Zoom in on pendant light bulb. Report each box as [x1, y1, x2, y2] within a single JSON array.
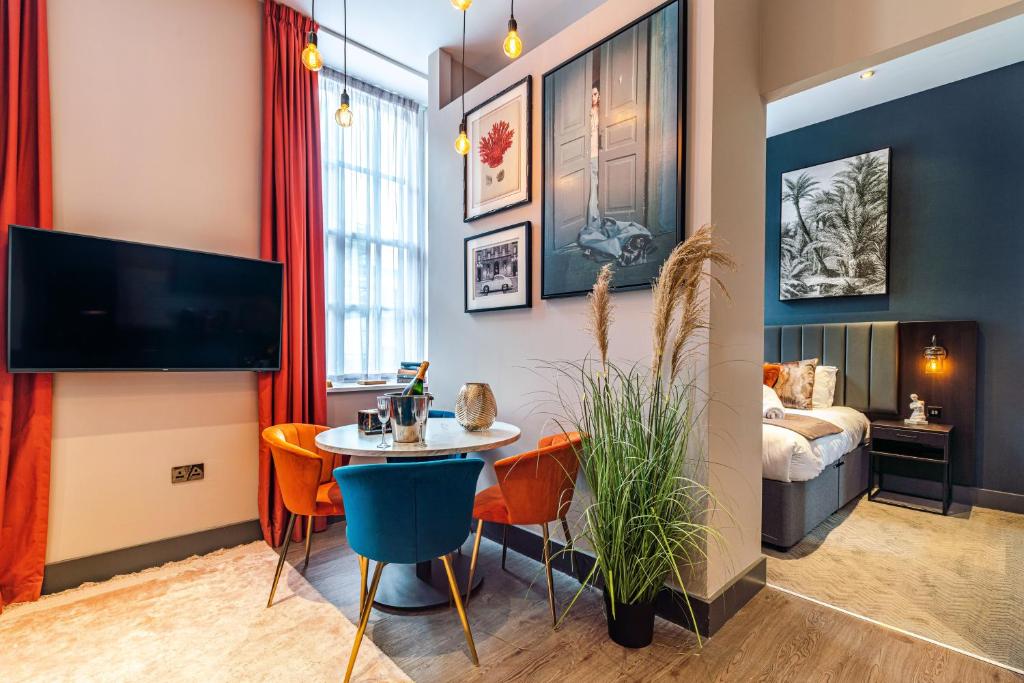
[[455, 121, 470, 156], [455, 10, 469, 156], [335, 0, 354, 128], [503, 18, 523, 59], [301, 31, 323, 71], [450, 0, 472, 10], [335, 91, 354, 127]]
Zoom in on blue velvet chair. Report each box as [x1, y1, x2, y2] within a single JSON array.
[[334, 459, 484, 682]]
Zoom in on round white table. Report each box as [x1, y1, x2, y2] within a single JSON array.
[[315, 418, 521, 459], [315, 418, 521, 611]]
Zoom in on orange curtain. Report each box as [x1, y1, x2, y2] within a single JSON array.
[[258, 1, 329, 548], [0, 0, 54, 610]]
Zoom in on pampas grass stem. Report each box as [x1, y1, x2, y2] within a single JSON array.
[[546, 223, 735, 646]]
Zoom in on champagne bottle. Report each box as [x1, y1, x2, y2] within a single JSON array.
[[401, 361, 429, 396]]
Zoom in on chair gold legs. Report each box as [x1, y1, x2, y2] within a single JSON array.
[[560, 516, 576, 578], [267, 512, 297, 608], [501, 524, 509, 570], [302, 515, 314, 572], [464, 519, 484, 605], [343, 554, 481, 679], [542, 522, 556, 627], [441, 554, 480, 666], [344, 561, 386, 683], [357, 555, 368, 619]]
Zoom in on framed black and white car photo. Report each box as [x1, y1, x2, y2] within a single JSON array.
[[464, 222, 532, 313], [541, 0, 685, 299], [779, 148, 891, 301], [464, 76, 532, 222]]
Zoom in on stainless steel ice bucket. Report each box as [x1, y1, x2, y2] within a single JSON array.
[[387, 392, 433, 443]]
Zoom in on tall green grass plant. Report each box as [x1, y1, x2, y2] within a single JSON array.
[[549, 225, 732, 640]]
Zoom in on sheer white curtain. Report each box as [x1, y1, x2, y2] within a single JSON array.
[[320, 69, 427, 381]]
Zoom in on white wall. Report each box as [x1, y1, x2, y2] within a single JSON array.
[[427, 0, 764, 600], [760, 0, 1024, 100], [700, 0, 766, 598], [46, 0, 262, 562], [326, 390, 382, 427]]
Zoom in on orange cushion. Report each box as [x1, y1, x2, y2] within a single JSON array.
[[314, 481, 345, 516], [776, 358, 819, 409], [472, 485, 511, 524], [763, 363, 781, 388]]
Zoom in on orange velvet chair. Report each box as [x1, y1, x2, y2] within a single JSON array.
[[262, 423, 346, 608], [465, 432, 583, 625]]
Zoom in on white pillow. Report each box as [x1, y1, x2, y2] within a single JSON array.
[[812, 365, 838, 409], [763, 384, 785, 418]]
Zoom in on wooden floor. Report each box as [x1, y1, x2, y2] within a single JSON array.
[[292, 524, 1021, 682]]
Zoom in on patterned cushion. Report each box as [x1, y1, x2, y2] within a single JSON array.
[[776, 358, 818, 409], [763, 363, 782, 388], [812, 365, 839, 409]]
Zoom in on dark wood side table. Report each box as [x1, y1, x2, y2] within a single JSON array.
[[869, 420, 954, 515]]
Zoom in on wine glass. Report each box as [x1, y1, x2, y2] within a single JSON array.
[[413, 396, 429, 447], [376, 395, 391, 449]]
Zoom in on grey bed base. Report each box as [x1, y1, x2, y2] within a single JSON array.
[[761, 444, 870, 548], [762, 321, 899, 548]]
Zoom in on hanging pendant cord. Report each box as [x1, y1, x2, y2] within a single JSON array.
[[461, 10, 466, 120], [343, 0, 348, 90]]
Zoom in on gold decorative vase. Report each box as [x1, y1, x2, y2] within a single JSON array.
[[455, 383, 497, 431]]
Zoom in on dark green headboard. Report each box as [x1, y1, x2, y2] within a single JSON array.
[[764, 322, 899, 414]]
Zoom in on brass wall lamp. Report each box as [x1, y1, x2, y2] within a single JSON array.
[[924, 334, 947, 374]]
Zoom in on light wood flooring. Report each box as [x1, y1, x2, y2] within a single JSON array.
[[290, 524, 1021, 682]]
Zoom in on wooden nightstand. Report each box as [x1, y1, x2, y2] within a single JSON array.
[[869, 420, 954, 515]]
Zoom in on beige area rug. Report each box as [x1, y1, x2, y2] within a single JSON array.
[[0, 541, 411, 683], [765, 496, 1024, 672]]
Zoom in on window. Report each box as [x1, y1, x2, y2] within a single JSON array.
[[319, 70, 427, 382]]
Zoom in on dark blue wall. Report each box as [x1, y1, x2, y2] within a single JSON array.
[[765, 61, 1024, 496]]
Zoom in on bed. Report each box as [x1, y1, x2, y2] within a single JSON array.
[[762, 322, 898, 548]]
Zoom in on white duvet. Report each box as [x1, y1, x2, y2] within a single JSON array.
[[763, 406, 870, 483]]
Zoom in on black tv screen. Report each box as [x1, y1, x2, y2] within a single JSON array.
[[7, 226, 283, 371]]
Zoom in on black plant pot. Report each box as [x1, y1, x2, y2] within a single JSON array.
[[603, 591, 656, 648]]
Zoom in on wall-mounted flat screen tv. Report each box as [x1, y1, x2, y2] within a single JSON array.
[[7, 226, 283, 372]]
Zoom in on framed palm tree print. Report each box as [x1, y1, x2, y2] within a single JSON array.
[[779, 148, 891, 301]]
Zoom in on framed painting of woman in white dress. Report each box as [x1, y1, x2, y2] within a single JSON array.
[[541, 0, 685, 299]]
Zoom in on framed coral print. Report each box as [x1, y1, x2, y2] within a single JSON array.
[[464, 76, 532, 222]]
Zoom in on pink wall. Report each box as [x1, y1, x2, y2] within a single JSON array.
[[46, 0, 262, 562]]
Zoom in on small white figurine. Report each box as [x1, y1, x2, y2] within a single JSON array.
[[905, 393, 928, 425]]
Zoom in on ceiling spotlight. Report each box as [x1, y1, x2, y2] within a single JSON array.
[[859, 70, 876, 80]]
